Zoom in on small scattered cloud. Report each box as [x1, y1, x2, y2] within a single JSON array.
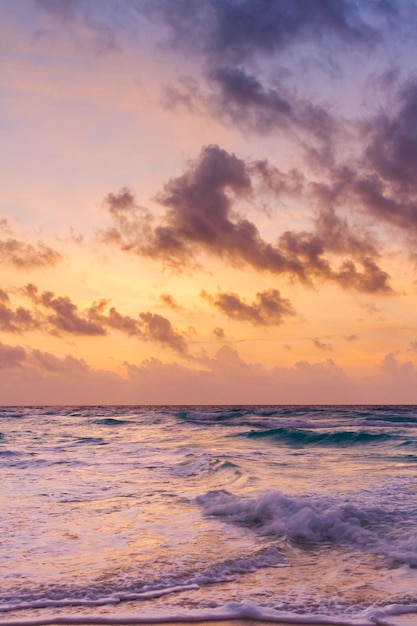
[[213, 327, 225, 340], [345, 334, 359, 342], [202, 288, 295, 326], [139, 312, 188, 355], [159, 292, 181, 310], [313, 338, 333, 351], [0, 289, 40, 334], [360, 302, 382, 315]]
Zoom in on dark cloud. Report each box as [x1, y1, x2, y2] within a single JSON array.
[[350, 81, 417, 234], [208, 66, 292, 132], [202, 289, 295, 326], [102, 144, 392, 293], [151, 0, 386, 63], [314, 206, 378, 258], [0, 238, 62, 269], [159, 292, 181, 310], [24, 284, 106, 336], [365, 82, 417, 192], [139, 312, 188, 354], [87, 299, 142, 336], [35, 1, 393, 160], [163, 67, 337, 165], [152, 1, 417, 231], [0, 304, 38, 334], [213, 327, 225, 339], [101, 148, 305, 276], [155, 2, 401, 166], [313, 338, 333, 351], [36, 0, 399, 62], [100, 188, 156, 256], [89, 300, 188, 353], [333, 257, 391, 293], [280, 215, 390, 291], [20, 284, 188, 353], [0, 290, 40, 334]]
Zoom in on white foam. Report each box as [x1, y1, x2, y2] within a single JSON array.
[[1, 601, 417, 626], [0, 586, 200, 615], [189, 545, 288, 584], [196, 489, 417, 565]]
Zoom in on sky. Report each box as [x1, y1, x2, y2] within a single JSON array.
[[2, 0, 417, 404]]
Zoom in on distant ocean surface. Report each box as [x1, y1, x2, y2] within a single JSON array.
[[1, 405, 417, 626]]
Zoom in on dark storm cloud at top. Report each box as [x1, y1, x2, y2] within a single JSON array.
[[35, 0, 409, 161], [34, 0, 417, 260], [149, 0, 395, 61], [36, 0, 394, 48]]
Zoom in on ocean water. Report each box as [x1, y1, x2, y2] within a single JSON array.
[[1, 405, 417, 626]]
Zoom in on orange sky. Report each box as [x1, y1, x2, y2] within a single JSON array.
[[2, 0, 417, 404]]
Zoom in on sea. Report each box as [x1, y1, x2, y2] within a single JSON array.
[[1, 405, 417, 626]]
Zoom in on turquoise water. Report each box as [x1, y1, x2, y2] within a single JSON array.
[[1, 405, 417, 625]]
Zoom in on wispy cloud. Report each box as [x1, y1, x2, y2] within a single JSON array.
[[0, 219, 62, 269]]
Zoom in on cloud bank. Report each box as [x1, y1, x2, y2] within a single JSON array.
[[1, 340, 416, 405]]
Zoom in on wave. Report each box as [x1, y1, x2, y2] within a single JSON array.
[[196, 489, 417, 566], [241, 427, 393, 447], [175, 407, 247, 423], [0, 547, 286, 617], [172, 455, 240, 478], [92, 418, 133, 426], [186, 545, 288, 586], [74, 436, 108, 445], [365, 415, 417, 424]]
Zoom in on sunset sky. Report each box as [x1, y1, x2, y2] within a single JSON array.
[[2, 0, 417, 404]]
